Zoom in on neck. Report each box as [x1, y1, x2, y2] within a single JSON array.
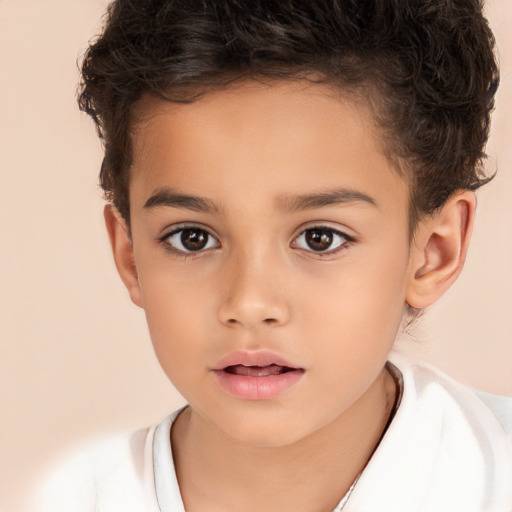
[[171, 366, 396, 512]]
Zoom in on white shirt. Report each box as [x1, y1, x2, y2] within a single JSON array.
[[31, 353, 512, 512]]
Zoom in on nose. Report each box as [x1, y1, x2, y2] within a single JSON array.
[[216, 251, 291, 329]]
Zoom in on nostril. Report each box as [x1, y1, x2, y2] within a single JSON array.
[[217, 299, 289, 328], [225, 317, 278, 325]]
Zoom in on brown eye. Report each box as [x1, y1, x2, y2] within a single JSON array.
[[294, 227, 349, 253], [305, 228, 334, 251], [164, 227, 219, 253], [181, 228, 208, 251]]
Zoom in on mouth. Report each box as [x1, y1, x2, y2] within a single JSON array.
[[224, 364, 296, 377], [211, 352, 305, 400]]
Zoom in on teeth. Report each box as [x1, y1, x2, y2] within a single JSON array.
[[225, 364, 292, 376]]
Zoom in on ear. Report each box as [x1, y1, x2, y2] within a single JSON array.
[[406, 190, 476, 309], [104, 204, 143, 308]]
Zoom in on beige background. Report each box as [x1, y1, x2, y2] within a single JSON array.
[[1, 1, 511, 510]]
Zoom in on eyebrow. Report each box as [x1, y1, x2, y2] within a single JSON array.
[[143, 186, 378, 214], [276, 188, 378, 213], [144, 188, 221, 214]]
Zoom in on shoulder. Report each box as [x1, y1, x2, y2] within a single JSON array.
[[346, 352, 512, 511], [28, 425, 160, 512], [471, 388, 512, 442], [389, 351, 512, 441]]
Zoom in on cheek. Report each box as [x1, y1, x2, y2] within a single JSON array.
[[136, 268, 212, 372], [300, 248, 408, 360]]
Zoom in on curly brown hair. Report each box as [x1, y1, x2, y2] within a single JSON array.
[[78, 0, 499, 230]]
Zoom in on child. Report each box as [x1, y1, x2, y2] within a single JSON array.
[[35, 0, 512, 511]]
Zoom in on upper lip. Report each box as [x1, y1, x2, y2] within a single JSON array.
[[211, 350, 302, 371]]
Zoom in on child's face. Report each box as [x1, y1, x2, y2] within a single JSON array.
[[125, 80, 412, 446]]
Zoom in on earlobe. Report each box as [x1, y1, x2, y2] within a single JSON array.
[[104, 205, 143, 308], [406, 191, 476, 309]]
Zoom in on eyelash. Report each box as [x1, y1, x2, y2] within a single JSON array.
[[158, 224, 220, 258], [291, 225, 355, 257], [158, 224, 356, 258]]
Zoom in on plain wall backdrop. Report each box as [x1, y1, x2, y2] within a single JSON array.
[[1, 1, 511, 510]]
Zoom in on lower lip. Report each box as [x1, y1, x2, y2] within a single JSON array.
[[212, 369, 304, 400]]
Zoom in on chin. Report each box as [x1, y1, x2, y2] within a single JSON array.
[[213, 410, 319, 449]]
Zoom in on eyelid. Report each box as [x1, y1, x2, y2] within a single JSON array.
[[291, 224, 356, 256], [158, 222, 219, 239], [158, 223, 221, 255], [291, 221, 356, 242]]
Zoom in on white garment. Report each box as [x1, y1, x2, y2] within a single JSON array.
[[31, 353, 512, 512]]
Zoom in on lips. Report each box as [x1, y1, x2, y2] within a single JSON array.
[[211, 351, 305, 400], [213, 350, 301, 370], [224, 364, 294, 377]]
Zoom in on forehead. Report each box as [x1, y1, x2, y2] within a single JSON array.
[[129, 80, 408, 216]]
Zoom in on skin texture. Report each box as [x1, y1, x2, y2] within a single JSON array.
[[105, 80, 475, 511]]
